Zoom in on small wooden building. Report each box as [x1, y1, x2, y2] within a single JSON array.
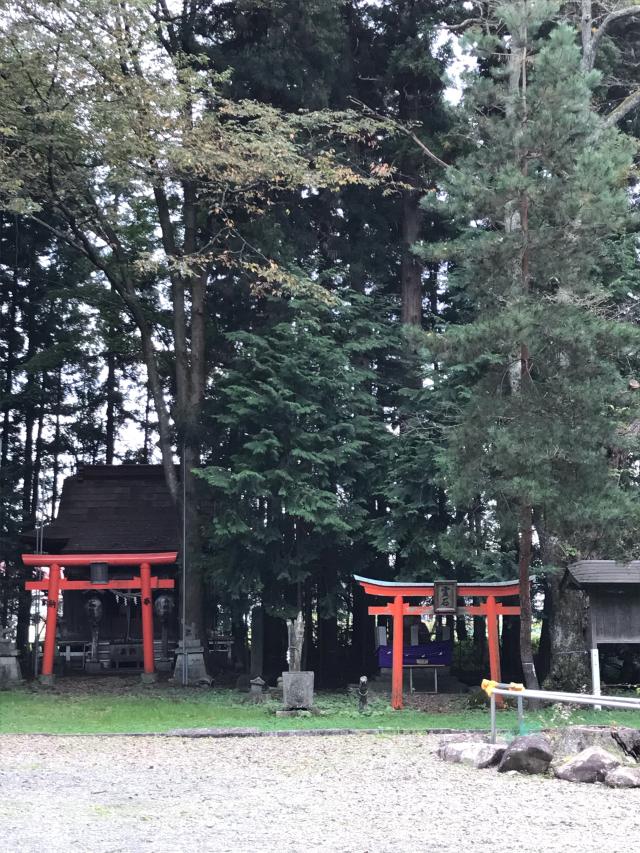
[[565, 560, 640, 694], [22, 465, 179, 674]]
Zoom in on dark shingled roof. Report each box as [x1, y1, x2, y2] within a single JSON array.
[[567, 560, 640, 586], [23, 465, 179, 553]]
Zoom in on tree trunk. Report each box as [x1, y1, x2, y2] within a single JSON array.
[[302, 575, 313, 672], [179, 444, 206, 646], [536, 575, 552, 684], [263, 609, 288, 684], [580, 0, 593, 71], [50, 367, 63, 517], [350, 580, 376, 679], [500, 613, 522, 682], [105, 349, 117, 465], [519, 503, 539, 689], [545, 572, 590, 691], [473, 606, 486, 664], [400, 190, 423, 328], [455, 613, 468, 642], [141, 384, 151, 463], [0, 257, 17, 473], [317, 563, 339, 687], [30, 377, 46, 520]]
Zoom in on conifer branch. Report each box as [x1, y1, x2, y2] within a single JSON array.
[[604, 87, 640, 127], [584, 4, 640, 71], [347, 97, 450, 170]]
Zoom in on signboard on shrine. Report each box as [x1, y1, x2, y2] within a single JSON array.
[[434, 581, 457, 615]]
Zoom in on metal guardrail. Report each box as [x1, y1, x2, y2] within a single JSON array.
[[480, 678, 640, 743]]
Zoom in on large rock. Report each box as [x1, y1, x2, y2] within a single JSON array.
[[550, 726, 627, 765], [605, 765, 640, 788], [554, 747, 619, 784], [497, 734, 553, 775], [612, 727, 640, 762], [438, 741, 506, 769], [435, 732, 489, 754]]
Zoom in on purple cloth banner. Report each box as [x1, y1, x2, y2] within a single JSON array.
[[377, 641, 452, 668]]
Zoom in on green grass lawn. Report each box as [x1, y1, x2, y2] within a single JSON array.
[[2, 685, 640, 735]]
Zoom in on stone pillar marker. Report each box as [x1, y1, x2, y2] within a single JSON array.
[[171, 623, 211, 686], [0, 634, 23, 686], [280, 611, 314, 713], [249, 675, 267, 703]]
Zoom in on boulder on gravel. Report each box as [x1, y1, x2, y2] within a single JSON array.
[[497, 734, 553, 775], [550, 726, 627, 765], [611, 727, 640, 762], [554, 747, 619, 784], [438, 741, 506, 769], [605, 765, 640, 788], [435, 732, 488, 756]]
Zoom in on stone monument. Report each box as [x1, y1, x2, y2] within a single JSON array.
[[84, 595, 104, 674], [0, 634, 23, 686], [154, 593, 175, 672], [281, 611, 314, 712], [171, 623, 211, 686]]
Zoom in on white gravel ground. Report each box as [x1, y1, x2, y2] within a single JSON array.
[[1, 732, 638, 853]]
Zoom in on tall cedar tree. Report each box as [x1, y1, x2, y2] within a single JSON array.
[[0, 0, 383, 648], [197, 291, 398, 681], [429, 1, 640, 688]]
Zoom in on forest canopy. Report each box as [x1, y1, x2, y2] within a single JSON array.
[[2, 0, 640, 688]]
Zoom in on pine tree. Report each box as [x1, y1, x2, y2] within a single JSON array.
[[429, 1, 640, 687]]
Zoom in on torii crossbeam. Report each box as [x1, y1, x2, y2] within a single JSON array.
[[23, 552, 177, 682], [355, 575, 521, 709]]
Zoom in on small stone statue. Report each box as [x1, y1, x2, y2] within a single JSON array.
[[358, 675, 368, 712], [84, 595, 103, 665], [154, 593, 175, 660]]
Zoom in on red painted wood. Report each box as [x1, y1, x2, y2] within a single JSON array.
[[360, 576, 519, 710], [368, 604, 520, 617], [139, 562, 155, 675], [22, 552, 177, 567], [41, 563, 61, 677], [486, 595, 501, 683], [391, 595, 404, 710], [25, 578, 174, 591], [358, 580, 520, 598]]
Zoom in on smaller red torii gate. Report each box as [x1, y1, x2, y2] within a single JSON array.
[[355, 575, 521, 710], [23, 552, 176, 682]]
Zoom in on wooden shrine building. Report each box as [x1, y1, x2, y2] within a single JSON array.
[[565, 560, 640, 697], [355, 575, 521, 709], [21, 465, 179, 682]]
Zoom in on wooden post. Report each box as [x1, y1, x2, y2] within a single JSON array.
[[41, 563, 61, 682], [591, 648, 601, 710], [486, 595, 501, 684], [589, 618, 601, 710], [391, 595, 404, 710], [140, 562, 155, 680]]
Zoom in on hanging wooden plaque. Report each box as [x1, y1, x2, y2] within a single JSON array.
[[434, 580, 457, 615]]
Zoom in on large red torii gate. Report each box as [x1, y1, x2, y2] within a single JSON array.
[[22, 552, 176, 683], [355, 575, 521, 710]]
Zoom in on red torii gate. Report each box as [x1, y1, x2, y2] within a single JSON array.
[[355, 575, 521, 710], [23, 552, 176, 683]]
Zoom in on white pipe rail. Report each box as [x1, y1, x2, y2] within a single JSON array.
[[480, 679, 640, 743]]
